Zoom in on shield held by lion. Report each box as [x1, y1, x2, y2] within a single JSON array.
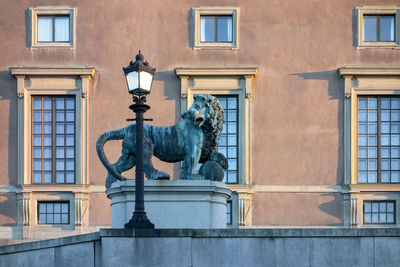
[[96, 94, 228, 188]]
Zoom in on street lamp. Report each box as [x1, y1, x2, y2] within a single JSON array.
[[123, 51, 155, 229]]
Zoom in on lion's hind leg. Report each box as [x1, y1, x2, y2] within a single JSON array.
[[143, 157, 170, 180], [142, 138, 170, 180], [105, 153, 136, 188]]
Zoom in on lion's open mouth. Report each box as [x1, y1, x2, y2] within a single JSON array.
[[195, 117, 204, 123]]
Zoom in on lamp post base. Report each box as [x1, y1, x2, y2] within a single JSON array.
[[124, 211, 155, 229]]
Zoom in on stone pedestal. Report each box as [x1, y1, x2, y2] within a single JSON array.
[[106, 180, 232, 229]]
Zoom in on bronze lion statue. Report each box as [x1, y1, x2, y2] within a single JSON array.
[[96, 94, 228, 188]]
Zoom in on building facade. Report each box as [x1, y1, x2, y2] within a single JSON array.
[[1, 0, 400, 241]]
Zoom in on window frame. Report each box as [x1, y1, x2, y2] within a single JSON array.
[[37, 201, 70, 225], [340, 66, 400, 228], [10, 67, 94, 234], [10, 67, 94, 186], [37, 15, 71, 43], [356, 6, 400, 48], [193, 7, 239, 50], [215, 95, 239, 184], [340, 67, 400, 185], [176, 67, 257, 228], [350, 193, 400, 227], [363, 200, 396, 225], [200, 15, 233, 43], [30, 7, 76, 48], [362, 15, 396, 42], [176, 67, 256, 185], [356, 96, 400, 184], [31, 96, 77, 184], [226, 200, 233, 225]]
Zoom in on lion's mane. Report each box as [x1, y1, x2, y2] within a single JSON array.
[[193, 94, 225, 163]]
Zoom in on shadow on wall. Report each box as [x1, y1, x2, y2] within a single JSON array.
[[290, 70, 344, 186], [0, 192, 17, 227], [290, 70, 344, 224], [318, 193, 343, 226], [25, 9, 31, 48], [153, 70, 181, 122], [0, 70, 20, 237], [153, 70, 181, 178], [0, 70, 18, 187], [187, 9, 194, 49], [352, 8, 358, 47]]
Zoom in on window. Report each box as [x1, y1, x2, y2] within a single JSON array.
[[363, 201, 395, 224], [339, 66, 400, 227], [363, 15, 395, 42], [200, 15, 232, 43], [193, 7, 239, 50], [38, 201, 70, 224], [32, 96, 76, 184], [10, 67, 94, 231], [37, 15, 70, 42], [217, 96, 239, 183], [358, 97, 400, 183], [356, 7, 400, 48], [176, 67, 257, 227], [30, 7, 75, 48], [226, 200, 232, 225]]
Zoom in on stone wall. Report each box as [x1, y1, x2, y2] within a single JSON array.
[[1, 229, 400, 267]]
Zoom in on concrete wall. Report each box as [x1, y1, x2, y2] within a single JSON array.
[[1, 229, 400, 267], [0, 233, 98, 267]]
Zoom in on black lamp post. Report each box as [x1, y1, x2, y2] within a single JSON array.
[[123, 51, 155, 229]]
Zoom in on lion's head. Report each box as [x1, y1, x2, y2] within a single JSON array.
[[182, 94, 224, 162]]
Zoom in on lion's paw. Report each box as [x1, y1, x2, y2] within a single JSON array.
[[186, 174, 205, 180], [152, 171, 170, 180], [106, 174, 126, 189]]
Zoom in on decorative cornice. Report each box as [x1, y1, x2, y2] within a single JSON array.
[[175, 67, 258, 77], [254, 185, 344, 193], [350, 184, 400, 192], [15, 184, 92, 194], [338, 67, 400, 77], [227, 184, 254, 194], [10, 67, 96, 77]]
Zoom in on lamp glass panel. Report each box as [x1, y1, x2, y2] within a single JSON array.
[[139, 71, 153, 92], [126, 71, 139, 92]]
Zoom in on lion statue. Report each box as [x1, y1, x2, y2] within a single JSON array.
[[96, 94, 228, 188]]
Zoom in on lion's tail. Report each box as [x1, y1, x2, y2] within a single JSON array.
[[96, 128, 128, 183]]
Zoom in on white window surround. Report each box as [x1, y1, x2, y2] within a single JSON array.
[[192, 7, 239, 50], [10, 67, 94, 232], [339, 66, 400, 227], [17, 187, 89, 230], [349, 192, 400, 228], [10, 67, 94, 186], [175, 67, 256, 227], [356, 6, 400, 48], [29, 6, 76, 48]]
